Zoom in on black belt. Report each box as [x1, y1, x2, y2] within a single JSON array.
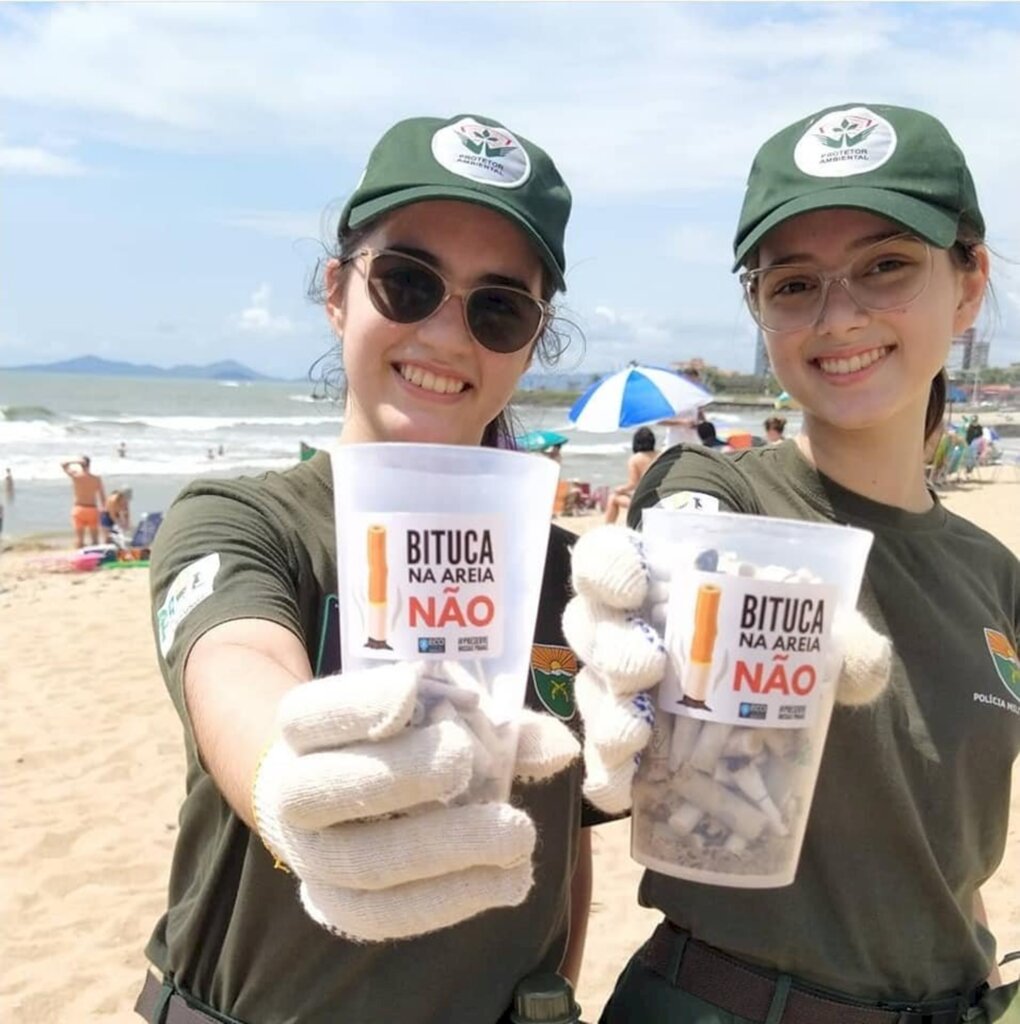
[[135, 973, 240, 1024], [641, 921, 974, 1024]]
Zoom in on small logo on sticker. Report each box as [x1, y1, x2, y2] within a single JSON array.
[[431, 117, 531, 189], [739, 701, 767, 720], [657, 491, 720, 513], [531, 645, 577, 720], [985, 628, 1020, 700], [793, 106, 897, 179], [157, 553, 221, 657], [418, 637, 446, 654]]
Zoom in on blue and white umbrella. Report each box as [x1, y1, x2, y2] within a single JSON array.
[[568, 363, 713, 433]]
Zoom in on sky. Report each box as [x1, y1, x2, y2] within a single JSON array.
[[2, 1, 1019, 379]]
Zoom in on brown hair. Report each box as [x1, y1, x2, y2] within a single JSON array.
[[763, 416, 786, 436], [923, 230, 985, 441], [742, 227, 987, 444], [307, 216, 576, 449]]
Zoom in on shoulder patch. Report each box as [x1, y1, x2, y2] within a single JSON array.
[[985, 628, 1020, 701], [657, 490, 720, 513], [531, 645, 577, 720], [157, 553, 221, 657]]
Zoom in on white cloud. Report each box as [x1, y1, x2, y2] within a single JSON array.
[[229, 284, 294, 336], [0, 139, 85, 176], [4, 4, 1019, 367], [574, 304, 760, 374], [2, 4, 1017, 204], [222, 210, 330, 242], [669, 225, 733, 268], [1, 5, 1016, 260]]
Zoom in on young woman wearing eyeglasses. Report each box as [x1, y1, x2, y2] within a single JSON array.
[[136, 114, 604, 1024], [565, 104, 1019, 1023]]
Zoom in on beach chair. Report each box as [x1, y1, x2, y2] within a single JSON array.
[[110, 512, 164, 562], [572, 481, 593, 510], [987, 450, 1020, 483], [131, 512, 163, 548], [944, 440, 967, 484], [552, 480, 572, 517], [926, 433, 951, 487]]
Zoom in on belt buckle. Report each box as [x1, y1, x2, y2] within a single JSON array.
[[890, 1005, 961, 1024]]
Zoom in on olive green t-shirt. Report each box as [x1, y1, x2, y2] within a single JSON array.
[[147, 452, 601, 1024], [629, 440, 1020, 1002]]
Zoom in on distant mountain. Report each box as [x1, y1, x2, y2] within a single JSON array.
[[2, 355, 275, 381]]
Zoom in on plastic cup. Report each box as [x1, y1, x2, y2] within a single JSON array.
[[329, 442, 559, 804], [631, 508, 873, 888]]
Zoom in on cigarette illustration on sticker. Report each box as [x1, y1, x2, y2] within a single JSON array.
[[681, 583, 721, 710], [365, 524, 393, 650]]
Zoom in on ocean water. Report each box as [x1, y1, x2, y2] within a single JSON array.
[[0, 371, 795, 541]]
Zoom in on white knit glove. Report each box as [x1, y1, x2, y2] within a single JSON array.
[[252, 661, 579, 942], [562, 525, 892, 814]]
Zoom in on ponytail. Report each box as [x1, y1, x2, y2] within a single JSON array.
[[925, 369, 947, 443]]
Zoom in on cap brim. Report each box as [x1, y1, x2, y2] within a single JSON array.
[[347, 185, 566, 291], [732, 187, 959, 270]]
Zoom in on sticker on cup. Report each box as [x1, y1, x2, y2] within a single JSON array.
[[632, 508, 873, 887], [661, 571, 839, 728], [342, 512, 505, 661]]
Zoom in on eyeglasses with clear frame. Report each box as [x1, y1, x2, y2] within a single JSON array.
[[339, 248, 550, 354], [740, 233, 935, 332]]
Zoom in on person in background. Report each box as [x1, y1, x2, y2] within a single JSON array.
[[118, 442, 128, 458], [965, 415, 983, 446], [569, 102, 1018, 1023], [604, 426, 657, 525], [136, 112, 605, 1024], [543, 442, 565, 465], [658, 408, 701, 450], [545, 443, 583, 517], [4, 468, 13, 503], [61, 455, 106, 547], [695, 419, 728, 449], [762, 415, 787, 443], [101, 489, 132, 543]]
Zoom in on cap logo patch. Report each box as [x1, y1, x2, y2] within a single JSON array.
[[793, 106, 897, 178], [431, 117, 531, 189]]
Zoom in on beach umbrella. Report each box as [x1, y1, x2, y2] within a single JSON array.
[[773, 390, 801, 410], [568, 363, 713, 433], [515, 429, 569, 452]]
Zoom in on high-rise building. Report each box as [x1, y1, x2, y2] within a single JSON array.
[[971, 340, 990, 371], [947, 326, 981, 372], [753, 328, 769, 378]]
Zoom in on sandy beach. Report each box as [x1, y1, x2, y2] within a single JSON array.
[[1, 466, 1017, 1023]]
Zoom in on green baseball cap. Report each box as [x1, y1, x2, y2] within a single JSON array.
[[339, 113, 571, 290], [733, 103, 984, 269]]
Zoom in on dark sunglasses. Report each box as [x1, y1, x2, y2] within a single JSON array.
[[340, 248, 549, 354]]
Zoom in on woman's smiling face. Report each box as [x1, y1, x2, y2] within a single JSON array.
[[328, 200, 544, 447], [756, 208, 987, 439]]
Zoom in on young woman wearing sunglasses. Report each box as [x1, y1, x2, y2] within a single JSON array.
[[565, 103, 1019, 1023], [136, 114, 605, 1024]]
